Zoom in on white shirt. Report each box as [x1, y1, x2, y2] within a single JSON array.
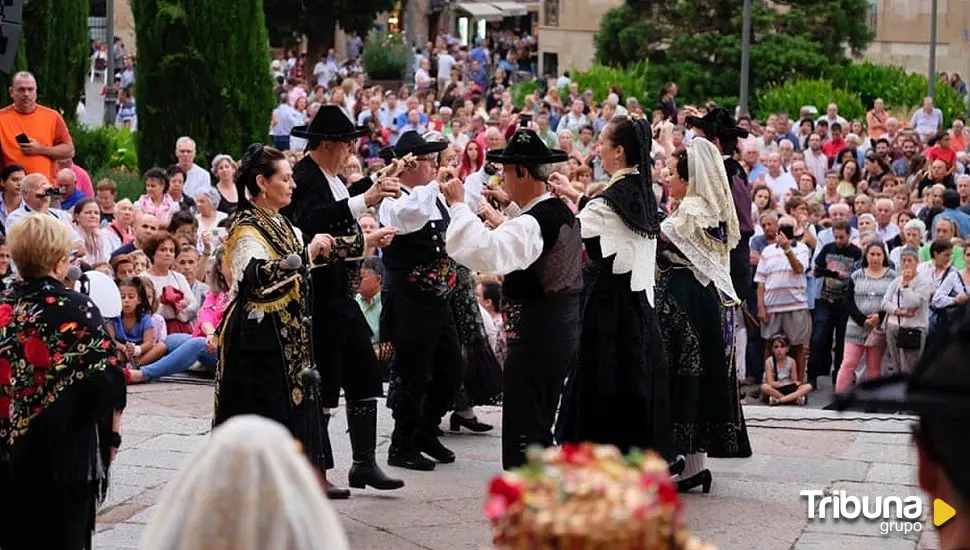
[[437, 54, 456, 80], [322, 168, 369, 220], [479, 302, 498, 352], [445, 194, 551, 275], [378, 182, 446, 235], [461, 168, 487, 208], [764, 171, 797, 200], [183, 164, 214, 203], [803, 148, 829, 185], [6, 205, 72, 231]]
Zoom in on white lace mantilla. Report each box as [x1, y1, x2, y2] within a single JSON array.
[[579, 197, 657, 306]]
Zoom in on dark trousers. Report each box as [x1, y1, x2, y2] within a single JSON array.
[[745, 294, 765, 383], [808, 300, 847, 381], [501, 297, 580, 470], [384, 291, 462, 450], [272, 135, 290, 151], [0, 478, 98, 550]]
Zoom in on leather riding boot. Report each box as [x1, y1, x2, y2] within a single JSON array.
[[347, 400, 404, 490]]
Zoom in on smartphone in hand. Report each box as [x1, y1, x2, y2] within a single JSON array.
[[15, 133, 29, 145]]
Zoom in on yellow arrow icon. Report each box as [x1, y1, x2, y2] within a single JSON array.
[[934, 498, 956, 527]]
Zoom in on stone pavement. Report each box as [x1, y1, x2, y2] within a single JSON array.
[[95, 383, 941, 550]]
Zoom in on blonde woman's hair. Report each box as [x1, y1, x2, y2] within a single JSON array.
[[7, 213, 72, 279]]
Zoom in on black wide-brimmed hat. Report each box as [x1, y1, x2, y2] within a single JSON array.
[[378, 131, 449, 161], [291, 105, 369, 140], [485, 128, 568, 165], [685, 108, 749, 140]]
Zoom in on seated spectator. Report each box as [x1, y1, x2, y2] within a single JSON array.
[[139, 416, 350, 550], [106, 277, 167, 366], [55, 168, 85, 211], [6, 173, 73, 233], [0, 235, 12, 290], [134, 167, 178, 223], [883, 248, 932, 375], [476, 279, 506, 365], [56, 157, 94, 199], [141, 232, 198, 335], [761, 335, 812, 405], [132, 250, 151, 275], [102, 198, 134, 252], [95, 178, 118, 224], [175, 245, 208, 318], [110, 211, 160, 259], [356, 256, 383, 351], [110, 253, 137, 281], [72, 198, 113, 265], [0, 164, 26, 230], [188, 246, 230, 375]]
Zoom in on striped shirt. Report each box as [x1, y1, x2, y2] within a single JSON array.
[[754, 242, 810, 313]]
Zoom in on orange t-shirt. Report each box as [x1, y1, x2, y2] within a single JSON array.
[[0, 105, 72, 180]]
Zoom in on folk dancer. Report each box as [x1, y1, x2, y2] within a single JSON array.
[[283, 106, 403, 499], [377, 131, 464, 471], [441, 127, 583, 469]]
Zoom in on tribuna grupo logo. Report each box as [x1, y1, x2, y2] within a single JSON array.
[[800, 489, 925, 535]]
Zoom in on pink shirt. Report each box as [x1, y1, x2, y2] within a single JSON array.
[[71, 163, 94, 197], [192, 291, 229, 337], [134, 193, 179, 223]]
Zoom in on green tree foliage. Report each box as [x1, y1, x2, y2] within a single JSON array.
[[830, 62, 967, 125], [264, 0, 395, 58], [756, 79, 865, 121], [133, 0, 275, 171], [595, 0, 874, 107], [0, 0, 88, 120]]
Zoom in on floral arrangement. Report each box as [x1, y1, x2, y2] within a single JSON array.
[[485, 443, 715, 550]]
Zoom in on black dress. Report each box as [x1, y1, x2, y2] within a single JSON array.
[[215, 205, 329, 471], [0, 277, 128, 550], [558, 173, 672, 459]]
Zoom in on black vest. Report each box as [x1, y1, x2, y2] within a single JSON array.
[[381, 190, 452, 293], [502, 197, 583, 304]]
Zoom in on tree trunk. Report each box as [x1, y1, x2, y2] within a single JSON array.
[[306, 11, 336, 64]]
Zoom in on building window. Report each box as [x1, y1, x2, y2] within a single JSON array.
[[866, 0, 877, 31], [545, 0, 559, 27], [543, 52, 558, 77]]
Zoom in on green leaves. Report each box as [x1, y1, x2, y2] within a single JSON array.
[[361, 30, 412, 81], [757, 80, 865, 121]]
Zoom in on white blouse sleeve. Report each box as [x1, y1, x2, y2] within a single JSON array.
[[578, 198, 657, 305], [931, 270, 961, 310], [445, 202, 543, 275], [378, 183, 443, 235], [229, 232, 270, 293]]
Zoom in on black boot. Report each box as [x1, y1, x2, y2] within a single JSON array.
[[676, 469, 712, 494], [388, 424, 436, 471], [347, 400, 404, 490], [321, 413, 350, 499], [415, 429, 456, 463]]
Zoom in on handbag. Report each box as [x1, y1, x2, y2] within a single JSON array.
[[895, 285, 923, 351]]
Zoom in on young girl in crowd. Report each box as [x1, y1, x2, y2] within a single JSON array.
[[761, 335, 812, 406], [110, 253, 137, 281], [176, 246, 209, 311], [141, 275, 168, 345], [191, 247, 230, 374], [107, 277, 167, 367], [131, 250, 151, 274]]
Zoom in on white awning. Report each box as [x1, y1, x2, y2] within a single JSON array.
[[456, 2, 504, 20], [489, 1, 528, 16]]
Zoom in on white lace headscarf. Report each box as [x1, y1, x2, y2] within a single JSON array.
[[140, 416, 350, 550], [661, 137, 741, 304]]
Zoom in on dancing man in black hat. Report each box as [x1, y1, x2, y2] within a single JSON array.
[[440, 127, 584, 470], [282, 105, 403, 499], [376, 131, 464, 471]]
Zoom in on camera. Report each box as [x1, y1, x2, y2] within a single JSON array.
[[39, 187, 67, 198], [779, 225, 796, 240]]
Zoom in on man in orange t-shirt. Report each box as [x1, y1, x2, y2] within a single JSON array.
[[0, 72, 74, 181]]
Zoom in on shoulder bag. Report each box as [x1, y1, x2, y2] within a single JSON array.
[[895, 283, 923, 351]]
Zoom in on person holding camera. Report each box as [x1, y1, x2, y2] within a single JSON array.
[[755, 215, 812, 385], [6, 173, 73, 232]]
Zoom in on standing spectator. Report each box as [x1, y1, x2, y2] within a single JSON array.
[[95, 177, 118, 223], [931, 245, 970, 333], [346, 33, 363, 60], [834, 242, 895, 391], [883, 248, 933, 374], [755, 215, 812, 382], [921, 218, 965, 269], [764, 152, 797, 199], [890, 219, 926, 269], [910, 97, 944, 142], [436, 47, 456, 90], [271, 93, 303, 151], [211, 154, 239, 215], [803, 133, 828, 185], [821, 123, 846, 161], [891, 138, 919, 177], [938, 189, 970, 238], [817, 103, 848, 136], [174, 137, 213, 201], [468, 59, 487, 90], [808, 220, 861, 388], [0, 72, 74, 181], [134, 168, 179, 223], [866, 99, 889, 140], [873, 197, 900, 243], [313, 49, 338, 88], [165, 165, 196, 213], [556, 100, 589, 135]]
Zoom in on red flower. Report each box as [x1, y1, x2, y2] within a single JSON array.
[[0, 304, 13, 328], [45, 296, 56, 304], [23, 337, 50, 368], [560, 443, 593, 466], [59, 322, 78, 333], [641, 473, 679, 508], [0, 396, 9, 419], [485, 475, 525, 521], [0, 358, 10, 386], [101, 339, 112, 350], [33, 371, 45, 386]]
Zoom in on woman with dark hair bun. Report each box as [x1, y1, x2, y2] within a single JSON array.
[[215, 143, 339, 477], [556, 115, 680, 472]]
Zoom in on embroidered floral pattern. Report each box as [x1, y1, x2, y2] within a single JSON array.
[[502, 301, 523, 343], [407, 256, 459, 299], [0, 279, 126, 458]]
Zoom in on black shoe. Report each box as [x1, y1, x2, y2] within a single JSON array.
[[668, 455, 686, 478], [449, 412, 493, 433], [676, 469, 712, 494], [325, 480, 351, 500], [347, 400, 405, 491], [415, 432, 456, 463], [388, 447, 436, 471]]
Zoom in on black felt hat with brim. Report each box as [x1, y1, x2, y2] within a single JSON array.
[[378, 131, 449, 161], [291, 105, 369, 140], [485, 128, 568, 165], [685, 108, 749, 140]]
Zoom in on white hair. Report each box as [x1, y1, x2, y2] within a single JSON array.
[[176, 136, 196, 150]]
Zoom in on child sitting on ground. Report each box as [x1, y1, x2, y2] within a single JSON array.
[[761, 334, 813, 406]]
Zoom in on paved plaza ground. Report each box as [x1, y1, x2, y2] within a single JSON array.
[[95, 382, 940, 550]]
